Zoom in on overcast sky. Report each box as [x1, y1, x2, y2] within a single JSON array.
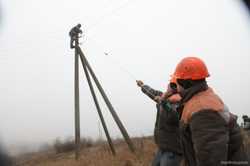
[[0, 0, 250, 153]]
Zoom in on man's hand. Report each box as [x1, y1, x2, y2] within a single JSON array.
[[154, 96, 162, 103], [136, 80, 144, 87], [161, 92, 182, 103]]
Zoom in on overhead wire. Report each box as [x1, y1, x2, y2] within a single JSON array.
[[86, 0, 137, 32], [0, 0, 138, 59], [76, 0, 142, 81], [85, 36, 137, 81], [83, 37, 161, 101]]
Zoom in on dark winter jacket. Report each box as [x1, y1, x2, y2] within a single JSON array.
[[69, 26, 82, 37], [141, 85, 182, 154], [178, 82, 249, 166]]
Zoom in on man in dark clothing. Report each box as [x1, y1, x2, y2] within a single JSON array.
[[0, 146, 12, 166], [172, 57, 249, 166], [69, 24, 82, 49], [243, 115, 250, 131], [136, 80, 182, 166]]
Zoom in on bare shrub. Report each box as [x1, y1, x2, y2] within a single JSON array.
[[80, 137, 94, 149], [53, 137, 95, 154], [53, 138, 75, 154]]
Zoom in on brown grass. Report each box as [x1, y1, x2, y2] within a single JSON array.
[[14, 131, 250, 166], [53, 137, 94, 154], [14, 137, 156, 166]]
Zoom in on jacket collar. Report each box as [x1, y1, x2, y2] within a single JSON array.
[[180, 81, 208, 104]]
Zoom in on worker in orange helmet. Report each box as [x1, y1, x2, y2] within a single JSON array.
[[136, 77, 182, 166], [173, 57, 249, 166]]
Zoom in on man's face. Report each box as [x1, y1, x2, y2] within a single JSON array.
[[177, 83, 184, 93]]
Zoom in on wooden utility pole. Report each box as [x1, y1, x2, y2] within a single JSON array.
[[80, 56, 116, 155], [69, 24, 135, 160], [74, 34, 81, 160], [77, 47, 135, 153]]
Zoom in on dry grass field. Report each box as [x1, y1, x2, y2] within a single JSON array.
[[13, 130, 250, 166], [14, 137, 157, 166]]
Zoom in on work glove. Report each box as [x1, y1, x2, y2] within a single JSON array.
[[136, 80, 144, 87], [154, 96, 162, 103]]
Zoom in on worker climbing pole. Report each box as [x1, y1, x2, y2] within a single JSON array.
[[69, 24, 135, 160]]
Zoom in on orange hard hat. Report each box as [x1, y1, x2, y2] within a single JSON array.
[[173, 57, 210, 80], [169, 75, 177, 84]]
